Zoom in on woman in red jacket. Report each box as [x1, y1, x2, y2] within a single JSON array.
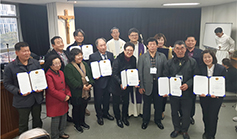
[[44, 55, 71, 139]]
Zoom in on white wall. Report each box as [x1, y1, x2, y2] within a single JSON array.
[[199, 1, 237, 50], [47, 2, 75, 49]]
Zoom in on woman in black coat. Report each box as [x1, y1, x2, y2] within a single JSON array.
[[109, 42, 138, 128], [199, 50, 226, 139]]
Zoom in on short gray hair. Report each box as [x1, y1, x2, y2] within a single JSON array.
[[95, 38, 107, 46], [174, 40, 186, 48], [110, 27, 119, 33]]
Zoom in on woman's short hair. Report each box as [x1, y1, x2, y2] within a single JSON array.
[[69, 48, 83, 62], [123, 42, 135, 50], [44, 55, 61, 72], [200, 50, 217, 65]]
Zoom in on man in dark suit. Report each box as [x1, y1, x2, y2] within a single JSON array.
[[45, 36, 73, 122], [89, 38, 114, 125], [184, 35, 203, 125]]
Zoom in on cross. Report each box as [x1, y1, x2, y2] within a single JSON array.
[[58, 9, 74, 44]]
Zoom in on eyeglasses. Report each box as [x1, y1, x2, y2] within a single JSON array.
[[52, 63, 61, 66], [125, 49, 134, 52]]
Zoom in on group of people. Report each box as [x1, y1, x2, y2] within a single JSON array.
[[3, 26, 236, 139]]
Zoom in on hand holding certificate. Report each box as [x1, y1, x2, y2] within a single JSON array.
[[90, 59, 112, 79], [121, 69, 139, 89], [193, 75, 208, 96], [82, 44, 93, 60], [17, 69, 48, 95]]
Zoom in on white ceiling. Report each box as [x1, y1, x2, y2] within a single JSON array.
[[2, 0, 237, 8]]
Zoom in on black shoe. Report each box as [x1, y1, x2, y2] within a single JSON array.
[[202, 133, 208, 139], [141, 122, 148, 129], [97, 117, 104, 125], [122, 117, 129, 126], [190, 117, 195, 125], [155, 122, 164, 130], [103, 114, 114, 120], [59, 133, 69, 139], [81, 123, 90, 130], [74, 125, 83, 133], [116, 119, 124, 128], [67, 115, 73, 122], [182, 132, 190, 139], [170, 130, 180, 138]]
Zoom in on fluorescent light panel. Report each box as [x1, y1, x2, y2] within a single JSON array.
[[163, 3, 200, 6]]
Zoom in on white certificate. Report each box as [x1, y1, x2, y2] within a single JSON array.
[[90, 61, 101, 79], [69, 46, 81, 51], [29, 69, 47, 91], [17, 72, 32, 94], [209, 76, 225, 97], [82, 44, 93, 60], [158, 77, 170, 96], [170, 77, 182, 97], [99, 59, 112, 77], [121, 70, 127, 88], [193, 75, 208, 96], [126, 69, 139, 86]]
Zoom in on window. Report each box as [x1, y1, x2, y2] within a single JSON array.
[[0, 3, 19, 63]]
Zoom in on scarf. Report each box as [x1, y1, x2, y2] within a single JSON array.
[[71, 61, 90, 99]]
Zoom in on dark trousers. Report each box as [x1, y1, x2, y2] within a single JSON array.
[[72, 98, 88, 126], [112, 92, 129, 120], [170, 96, 192, 132], [200, 96, 223, 138], [17, 103, 42, 134], [162, 97, 167, 112], [143, 81, 163, 123], [93, 85, 110, 118], [190, 95, 196, 117]]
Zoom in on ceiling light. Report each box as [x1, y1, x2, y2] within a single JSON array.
[[162, 3, 200, 6]]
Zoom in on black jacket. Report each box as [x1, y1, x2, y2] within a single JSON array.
[[163, 55, 199, 99], [226, 67, 237, 93], [109, 52, 136, 95], [3, 57, 43, 108]]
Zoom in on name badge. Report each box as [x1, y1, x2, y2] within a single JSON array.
[[176, 75, 183, 81], [150, 67, 157, 74], [85, 76, 90, 82]]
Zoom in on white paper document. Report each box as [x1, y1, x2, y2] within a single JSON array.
[[193, 75, 208, 96], [170, 77, 182, 97], [69, 46, 81, 51], [82, 44, 93, 60], [17, 69, 47, 94], [209, 76, 225, 97], [158, 77, 170, 96], [90, 61, 101, 79], [121, 70, 127, 88], [29, 69, 47, 92], [99, 59, 112, 77], [121, 69, 139, 88]]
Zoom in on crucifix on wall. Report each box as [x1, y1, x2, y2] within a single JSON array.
[[58, 9, 74, 44]]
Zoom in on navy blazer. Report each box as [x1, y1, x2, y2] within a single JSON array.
[[200, 64, 226, 77], [89, 51, 114, 89]]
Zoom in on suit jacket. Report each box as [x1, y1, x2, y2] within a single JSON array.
[[138, 51, 167, 96], [45, 49, 70, 71], [200, 64, 226, 77], [186, 48, 203, 66], [88, 51, 114, 89]]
